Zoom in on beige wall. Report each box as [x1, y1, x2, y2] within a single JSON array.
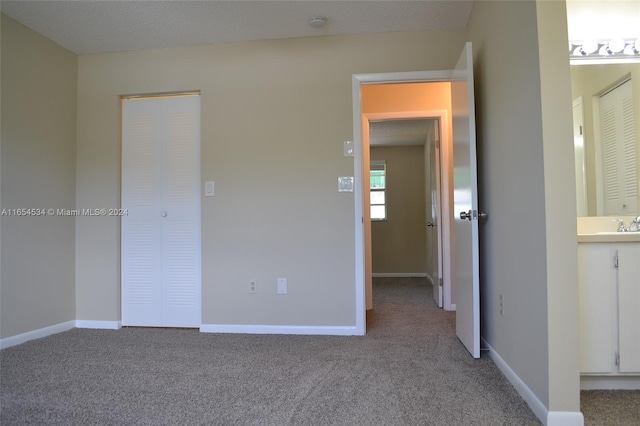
[[536, 1, 581, 414], [370, 146, 427, 274], [468, 0, 580, 416], [571, 63, 640, 216], [75, 30, 467, 326], [1, 15, 78, 338]]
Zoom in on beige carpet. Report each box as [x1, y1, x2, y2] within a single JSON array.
[[1, 277, 546, 425]]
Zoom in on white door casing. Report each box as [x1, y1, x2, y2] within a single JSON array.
[[122, 95, 201, 328], [452, 42, 481, 358]]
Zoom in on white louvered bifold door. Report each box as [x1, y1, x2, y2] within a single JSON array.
[[122, 96, 201, 327], [160, 97, 201, 327], [600, 80, 638, 215]]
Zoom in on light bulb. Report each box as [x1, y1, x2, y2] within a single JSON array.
[[582, 40, 599, 54], [608, 39, 625, 53]]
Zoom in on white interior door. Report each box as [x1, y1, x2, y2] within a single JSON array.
[[429, 120, 443, 308], [452, 42, 481, 358], [573, 98, 588, 216], [122, 95, 201, 328]]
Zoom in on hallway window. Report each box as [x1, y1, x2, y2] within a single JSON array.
[[371, 161, 386, 220]]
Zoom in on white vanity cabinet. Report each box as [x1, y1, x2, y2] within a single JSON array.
[[578, 242, 640, 376]]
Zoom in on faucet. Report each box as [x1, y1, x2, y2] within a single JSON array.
[[612, 218, 628, 232], [630, 216, 640, 232]]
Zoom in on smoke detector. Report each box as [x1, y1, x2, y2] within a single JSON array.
[[309, 17, 327, 28]]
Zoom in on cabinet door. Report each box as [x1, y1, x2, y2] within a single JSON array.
[[578, 244, 617, 374], [618, 244, 640, 373]]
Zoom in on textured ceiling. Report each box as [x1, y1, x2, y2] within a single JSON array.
[[1, 0, 475, 55], [369, 119, 433, 147]]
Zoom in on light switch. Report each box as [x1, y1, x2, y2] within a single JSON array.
[[205, 181, 214, 196], [338, 176, 354, 192], [343, 140, 354, 157]]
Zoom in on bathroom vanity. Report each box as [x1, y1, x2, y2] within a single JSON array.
[[577, 217, 640, 390]]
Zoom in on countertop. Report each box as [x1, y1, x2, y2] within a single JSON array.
[[578, 232, 640, 243]]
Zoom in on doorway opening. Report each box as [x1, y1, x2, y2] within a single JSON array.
[[354, 79, 456, 335], [367, 116, 449, 312]]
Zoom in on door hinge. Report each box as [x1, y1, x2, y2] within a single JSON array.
[[579, 125, 583, 136], [436, 139, 440, 150], [615, 352, 620, 366], [439, 278, 443, 287]]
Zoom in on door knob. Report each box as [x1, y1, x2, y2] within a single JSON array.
[[161, 211, 168, 217], [459, 210, 472, 221], [427, 221, 434, 227]]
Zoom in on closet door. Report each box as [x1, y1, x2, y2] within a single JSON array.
[[160, 97, 201, 327], [122, 99, 163, 326], [122, 95, 201, 327]]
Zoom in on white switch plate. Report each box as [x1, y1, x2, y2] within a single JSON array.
[[205, 181, 214, 196], [277, 278, 287, 294], [338, 176, 354, 192], [343, 140, 354, 157]]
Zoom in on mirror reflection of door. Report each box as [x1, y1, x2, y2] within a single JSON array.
[[573, 97, 588, 217], [598, 79, 637, 215]]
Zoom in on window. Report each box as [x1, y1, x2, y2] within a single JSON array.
[[370, 161, 386, 220]]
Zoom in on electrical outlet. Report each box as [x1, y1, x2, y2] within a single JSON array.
[[249, 279, 257, 294], [277, 278, 287, 294], [499, 294, 504, 315]]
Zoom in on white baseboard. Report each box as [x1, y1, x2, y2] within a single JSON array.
[[481, 338, 584, 426], [371, 273, 427, 278], [547, 412, 585, 426], [580, 375, 640, 390], [0, 320, 75, 349], [425, 273, 435, 285], [200, 324, 361, 336], [75, 320, 121, 330]]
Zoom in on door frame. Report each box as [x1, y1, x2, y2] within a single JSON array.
[[120, 92, 202, 328], [352, 71, 454, 334]]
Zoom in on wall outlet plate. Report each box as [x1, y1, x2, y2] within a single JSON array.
[[343, 140, 354, 157], [338, 176, 354, 192], [277, 278, 287, 294]]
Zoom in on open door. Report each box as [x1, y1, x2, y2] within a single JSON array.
[[452, 42, 481, 358], [428, 120, 444, 308]]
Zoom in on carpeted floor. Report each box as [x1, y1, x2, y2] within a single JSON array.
[[0, 277, 630, 425], [580, 390, 640, 426]]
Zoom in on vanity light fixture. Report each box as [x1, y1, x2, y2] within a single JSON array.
[[570, 38, 640, 64]]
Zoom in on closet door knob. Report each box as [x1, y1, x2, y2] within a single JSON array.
[[161, 211, 168, 218]]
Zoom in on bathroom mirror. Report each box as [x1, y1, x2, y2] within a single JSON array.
[[571, 62, 640, 216]]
